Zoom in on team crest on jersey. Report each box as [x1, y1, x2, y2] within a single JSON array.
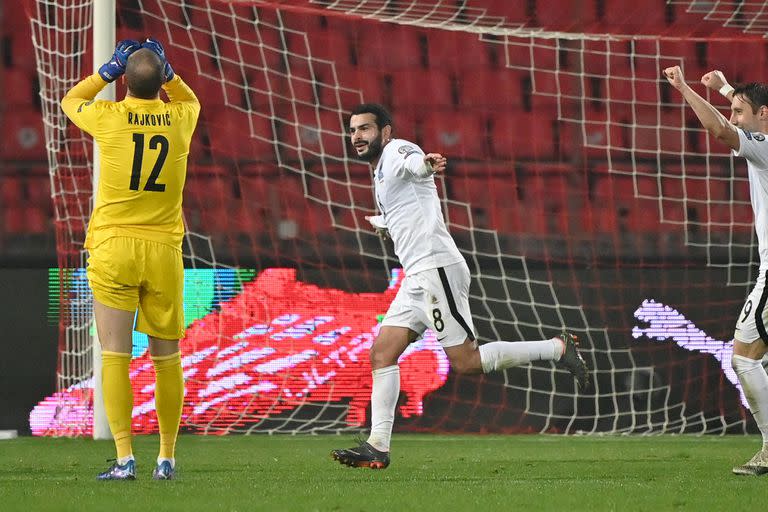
[[755, 133, 766, 142], [397, 144, 420, 159]]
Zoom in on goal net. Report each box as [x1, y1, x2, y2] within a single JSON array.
[[29, 0, 764, 436]]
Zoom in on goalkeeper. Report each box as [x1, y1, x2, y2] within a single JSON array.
[[331, 103, 590, 469], [61, 38, 200, 480], [665, 65, 768, 476]]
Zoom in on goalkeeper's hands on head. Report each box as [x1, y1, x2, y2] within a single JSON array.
[[141, 37, 175, 82], [98, 39, 141, 83]]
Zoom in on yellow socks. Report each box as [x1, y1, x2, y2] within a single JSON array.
[[101, 351, 133, 460], [101, 351, 184, 463], [152, 352, 184, 461]]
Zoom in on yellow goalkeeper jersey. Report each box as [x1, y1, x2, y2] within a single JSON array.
[[61, 73, 200, 250]]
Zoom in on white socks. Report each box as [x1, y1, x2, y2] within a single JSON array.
[[733, 355, 768, 448], [479, 338, 563, 374], [366, 365, 400, 453], [117, 455, 134, 465]]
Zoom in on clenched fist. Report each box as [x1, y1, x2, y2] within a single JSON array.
[[663, 66, 686, 91]]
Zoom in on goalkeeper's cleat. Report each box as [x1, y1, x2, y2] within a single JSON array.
[[152, 460, 175, 480], [331, 441, 390, 469], [556, 331, 591, 391], [732, 449, 768, 476], [96, 458, 136, 481]]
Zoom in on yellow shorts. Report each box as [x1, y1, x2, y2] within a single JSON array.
[[87, 236, 184, 340]]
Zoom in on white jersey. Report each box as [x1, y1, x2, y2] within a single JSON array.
[[734, 129, 768, 270], [372, 138, 464, 274]]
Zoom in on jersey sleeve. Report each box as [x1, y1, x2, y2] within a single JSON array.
[[162, 75, 201, 121], [389, 140, 429, 180], [60, 73, 109, 135], [734, 129, 768, 169]]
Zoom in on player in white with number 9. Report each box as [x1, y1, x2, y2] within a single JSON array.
[[61, 38, 200, 480], [331, 103, 590, 469], [665, 65, 768, 475]]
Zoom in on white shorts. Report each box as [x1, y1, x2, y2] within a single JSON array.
[[382, 261, 476, 348], [734, 270, 768, 343]]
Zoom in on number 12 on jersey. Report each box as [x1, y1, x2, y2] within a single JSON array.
[[130, 133, 168, 192]]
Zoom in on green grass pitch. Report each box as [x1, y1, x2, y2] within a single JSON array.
[[0, 434, 765, 511]]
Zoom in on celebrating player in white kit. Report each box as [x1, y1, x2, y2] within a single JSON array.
[[331, 103, 590, 469], [665, 66, 768, 475]]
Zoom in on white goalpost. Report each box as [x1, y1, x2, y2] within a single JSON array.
[[90, 0, 115, 441]]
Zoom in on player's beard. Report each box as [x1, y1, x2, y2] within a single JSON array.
[[355, 133, 384, 163]]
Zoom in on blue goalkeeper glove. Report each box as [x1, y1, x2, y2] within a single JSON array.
[[141, 37, 175, 82], [98, 39, 141, 83]]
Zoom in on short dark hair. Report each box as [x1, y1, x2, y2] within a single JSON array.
[[125, 48, 164, 99], [733, 82, 768, 115], [350, 103, 393, 130]]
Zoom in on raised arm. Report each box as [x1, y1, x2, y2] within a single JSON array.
[[162, 75, 200, 110], [663, 65, 739, 150], [60, 73, 108, 132], [61, 40, 140, 133], [402, 151, 447, 179], [701, 70, 735, 103]]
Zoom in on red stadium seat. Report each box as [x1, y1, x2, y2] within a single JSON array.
[[520, 163, 575, 210], [459, 68, 524, 111], [181, 31, 220, 76], [592, 171, 660, 203], [484, 203, 524, 234], [631, 107, 691, 156], [3, 206, 26, 234], [448, 162, 518, 206], [206, 110, 276, 161], [238, 175, 273, 207], [217, 35, 284, 76], [707, 40, 766, 80], [280, 9, 328, 33], [448, 176, 488, 205], [2, 70, 36, 107], [184, 165, 232, 210], [186, 163, 236, 236], [580, 110, 629, 159], [488, 110, 556, 159], [26, 171, 52, 210], [733, 178, 751, 203], [2, 176, 24, 207], [388, 69, 454, 110], [334, 66, 385, 106], [355, 24, 424, 70], [709, 204, 754, 233], [8, 30, 36, 72], [25, 205, 49, 233], [535, 0, 598, 30], [510, 200, 559, 234], [601, 0, 667, 33], [190, 66, 275, 110], [660, 40, 707, 79], [419, 110, 487, 158], [0, 108, 46, 160], [300, 31, 358, 68], [282, 198, 335, 235], [278, 106, 347, 162], [661, 174, 729, 204], [426, 30, 494, 71], [308, 177, 359, 208], [585, 201, 664, 234]]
